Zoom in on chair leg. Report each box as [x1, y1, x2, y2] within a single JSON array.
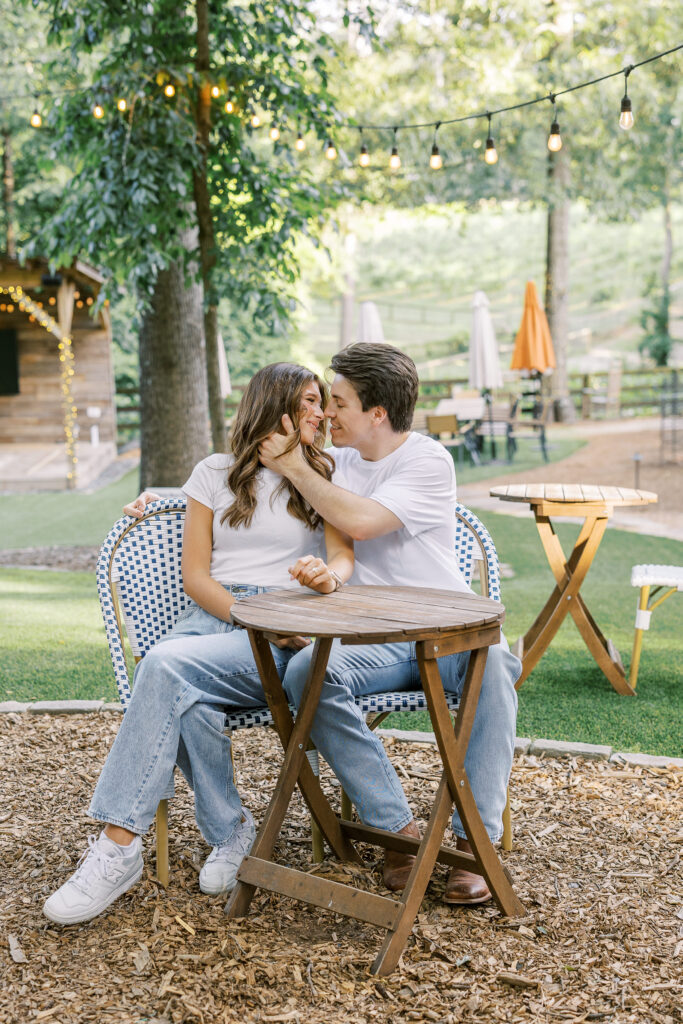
[[156, 800, 169, 887], [629, 585, 650, 691], [501, 788, 512, 852], [306, 744, 324, 863], [341, 789, 353, 822]]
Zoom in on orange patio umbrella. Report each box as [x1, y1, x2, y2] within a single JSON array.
[[510, 281, 556, 374]]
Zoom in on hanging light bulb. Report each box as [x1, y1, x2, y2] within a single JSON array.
[[547, 100, 562, 151], [484, 113, 498, 164], [429, 123, 443, 169], [224, 99, 235, 114], [164, 83, 175, 98], [250, 112, 261, 128], [30, 109, 42, 128], [93, 103, 104, 119], [211, 84, 221, 99], [295, 129, 306, 152], [116, 97, 127, 112], [358, 129, 370, 167], [389, 128, 401, 170], [269, 124, 280, 141], [619, 67, 634, 129], [325, 137, 337, 160]]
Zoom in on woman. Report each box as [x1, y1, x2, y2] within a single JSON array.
[[44, 363, 353, 926]]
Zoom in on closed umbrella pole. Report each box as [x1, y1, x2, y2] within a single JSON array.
[[357, 301, 385, 344], [469, 290, 503, 458]]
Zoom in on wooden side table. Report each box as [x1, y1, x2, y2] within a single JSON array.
[[226, 585, 524, 976], [490, 483, 658, 696]]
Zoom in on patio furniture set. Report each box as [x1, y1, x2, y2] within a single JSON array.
[[96, 479, 673, 973]]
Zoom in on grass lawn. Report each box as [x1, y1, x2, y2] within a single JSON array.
[[1, 511, 681, 755], [0, 468, 140, 549], [449, 434, 583, 486]]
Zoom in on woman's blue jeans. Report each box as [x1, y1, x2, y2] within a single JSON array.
[[89, 589, 296, 846]]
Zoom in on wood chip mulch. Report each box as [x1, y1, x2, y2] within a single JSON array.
[[1, 714, 681, 1024]]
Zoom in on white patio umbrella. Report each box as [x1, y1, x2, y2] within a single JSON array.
[[357, 301, 385, 344], [468, 290, 503, 391]]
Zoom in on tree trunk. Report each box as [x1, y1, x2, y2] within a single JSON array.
[[193, 0, 226, 452], [2, 131, 16, 258], [139, 230, 210, 488], [544, 145, 575, 421]]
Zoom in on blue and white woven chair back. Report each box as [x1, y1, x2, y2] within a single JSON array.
[[454, 502, 501, 602], [96, 498, 188, 706]]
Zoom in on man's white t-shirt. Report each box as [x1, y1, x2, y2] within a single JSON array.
[[183, 453, 323, 587], [331, 432, 468, 593]]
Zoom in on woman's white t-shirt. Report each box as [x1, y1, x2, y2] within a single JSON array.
[[183, 453, 323, 587]]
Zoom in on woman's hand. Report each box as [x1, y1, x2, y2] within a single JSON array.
[[289, 555, 337, 594], [123, 491, 162, 519]]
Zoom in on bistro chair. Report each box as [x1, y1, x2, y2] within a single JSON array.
[[96, 497, 509, 885], [629, 563, 683, 689]]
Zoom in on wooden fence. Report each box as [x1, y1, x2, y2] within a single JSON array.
[[115, 366, 678, 442]]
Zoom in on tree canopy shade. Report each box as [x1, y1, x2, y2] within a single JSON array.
[[29, 0, 352, 471]]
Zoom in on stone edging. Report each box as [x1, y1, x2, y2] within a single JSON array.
[[1, 701, 681, 770]]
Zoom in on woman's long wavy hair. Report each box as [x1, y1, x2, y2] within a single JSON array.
[[222, 363, 334, 530]]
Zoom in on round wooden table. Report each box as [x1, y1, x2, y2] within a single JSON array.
[[490, 483, 658, 696], [226, 584, 524, 976]]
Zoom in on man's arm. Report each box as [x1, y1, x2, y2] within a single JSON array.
[[259, 426, 402, 542]]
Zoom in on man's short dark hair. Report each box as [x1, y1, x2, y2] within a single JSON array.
[[330, 343, 419, 433]]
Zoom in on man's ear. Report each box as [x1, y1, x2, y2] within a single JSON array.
[[371, 406, 388, 426]]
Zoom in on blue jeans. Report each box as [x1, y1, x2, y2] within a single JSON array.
[[283, 635, 521, 843], [89, 587, 296, 846]]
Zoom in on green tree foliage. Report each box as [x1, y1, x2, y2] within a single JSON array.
[[29, 0, 347, 321]]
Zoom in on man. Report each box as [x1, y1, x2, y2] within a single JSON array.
[[264, 343, 521, 902]]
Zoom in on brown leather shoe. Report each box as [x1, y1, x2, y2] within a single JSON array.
[[382, 820, 420, 892], [444, 866, 492, 904], [444, 837, 491, 905]]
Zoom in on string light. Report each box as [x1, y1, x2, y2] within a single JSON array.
[[250, 112, 261, 127], [358, 128, 370, 167], [116, 97, 127, 112], [30, 109, 42, 128], [224, 99, 235, 114], [0, 284, 78, 485], [164, 83, 175, 98], [325, 137, 337, 160], [295, 129, 306, 152], [92, 102, 104, 119], [269, 123, 280, 141], [389, 128, 401, 170], [210, 84, 221, 99], [619, 66, 634, 129], [547, 98, 562, 151], [484, 113, 498, 164], [429, 122, 442, 169]]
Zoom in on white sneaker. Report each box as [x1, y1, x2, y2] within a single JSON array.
[[43, 831, 143, 925], [199, 809, 256, 895]]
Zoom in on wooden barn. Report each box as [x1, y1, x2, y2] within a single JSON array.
[[0, 256, 117, 491]]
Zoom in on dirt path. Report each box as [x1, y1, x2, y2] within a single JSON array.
[[459, 417, 683, 542]]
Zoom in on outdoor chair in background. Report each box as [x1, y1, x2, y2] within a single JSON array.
[[475, 396, 519, 462], [96, 497, 511, 886], [426, 412, 481, 466], [629, 563, 683, 690], [511, 396, 553, 462]]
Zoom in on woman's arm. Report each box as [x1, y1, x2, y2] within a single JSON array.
[[288, 523, 354, 594], [181, 497, 236, 621]]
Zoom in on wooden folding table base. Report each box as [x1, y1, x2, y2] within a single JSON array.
[[490, 485, 658, 697], [225, 608, 524, 977]]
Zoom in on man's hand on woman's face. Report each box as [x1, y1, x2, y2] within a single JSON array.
[[258, 414, 306, 475], [123, 491, 162, 518]]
